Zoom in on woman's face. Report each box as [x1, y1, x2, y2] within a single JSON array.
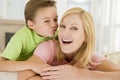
[[58, 13, 85, 55]]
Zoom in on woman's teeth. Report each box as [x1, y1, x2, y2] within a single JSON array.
[[62, 39, 73, 44]]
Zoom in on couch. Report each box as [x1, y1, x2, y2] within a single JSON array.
[[104, 52, 120, 65]]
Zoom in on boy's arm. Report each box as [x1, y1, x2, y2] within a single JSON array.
[[17, 70, 37, 80], [27, 75, 42, 80], [18, 70, 43, 80], [17, 55, 50, 80], [0, 57, 36, 80], [0, 57, 6, 62], [26, 54, 50, 74], [0, 55, 50, 73], [0, 55, 50, 80], [0, 57, 29, 72]]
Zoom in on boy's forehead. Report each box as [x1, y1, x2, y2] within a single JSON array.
[[35, 7, 57, 18]]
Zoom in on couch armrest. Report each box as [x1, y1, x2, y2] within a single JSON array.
[[104, 52, 120, 65], [0, 72, 17, 80]]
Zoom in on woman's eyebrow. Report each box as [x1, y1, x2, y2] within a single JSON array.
[[71, 23, 82, 26]]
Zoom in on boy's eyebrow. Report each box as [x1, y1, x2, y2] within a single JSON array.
[[42, 16, 58, 19]]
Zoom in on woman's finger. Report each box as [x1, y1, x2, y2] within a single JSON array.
[[42, 75, 60, 80], [41, 66, 59, 72], [41, 70, 59, 76]]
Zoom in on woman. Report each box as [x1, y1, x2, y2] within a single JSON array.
[[24, 7, 120, 80]]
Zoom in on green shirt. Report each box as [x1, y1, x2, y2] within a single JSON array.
[[1, 26, 50, 61]]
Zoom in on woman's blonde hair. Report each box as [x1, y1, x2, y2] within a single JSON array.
[[56, 7, 95, 68]]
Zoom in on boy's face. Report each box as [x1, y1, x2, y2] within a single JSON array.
[[28, 6, 58, 37]]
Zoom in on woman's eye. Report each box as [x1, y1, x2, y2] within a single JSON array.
[[44, 20, 50, 23], [60, 25, 66, 28], [71, 26, 78, 30]]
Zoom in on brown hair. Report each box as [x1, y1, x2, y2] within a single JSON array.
[[24, 0, 56, 25], [57, 7, 95, 68]]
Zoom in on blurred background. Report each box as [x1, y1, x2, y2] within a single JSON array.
[[0, 0, 120, 54]]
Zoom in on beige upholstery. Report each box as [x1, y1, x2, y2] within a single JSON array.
[[0, 72, 17, 80], [104, 52, 120, 65]]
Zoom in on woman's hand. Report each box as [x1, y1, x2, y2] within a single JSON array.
[[41, 65, 88, 80]]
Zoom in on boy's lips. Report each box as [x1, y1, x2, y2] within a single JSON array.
[[52, 28, 57, 32]]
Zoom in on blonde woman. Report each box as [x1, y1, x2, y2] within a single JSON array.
[[39, 7, 120, 80]]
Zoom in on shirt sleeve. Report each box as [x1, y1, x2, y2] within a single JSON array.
[[34, 40, 54, 64], [1, 35, 22, 60], [89, 53, 106, 70], [92, 53, 106, 64]]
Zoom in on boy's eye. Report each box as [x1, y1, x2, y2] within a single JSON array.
[[54, 18, 58, 22]]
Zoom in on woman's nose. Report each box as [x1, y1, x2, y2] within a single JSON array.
[[63, 29, 70, 36]]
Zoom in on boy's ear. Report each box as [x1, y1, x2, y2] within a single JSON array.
[[27, 20, 34, 29]]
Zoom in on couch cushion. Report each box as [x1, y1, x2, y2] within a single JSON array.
[[104, 52, 120, 65]]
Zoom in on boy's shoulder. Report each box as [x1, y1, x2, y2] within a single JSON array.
[[9, 26, 34, 42], [14, 26, 33, 37]]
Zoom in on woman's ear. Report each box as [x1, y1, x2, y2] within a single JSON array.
[[27, 20, 34, 29]]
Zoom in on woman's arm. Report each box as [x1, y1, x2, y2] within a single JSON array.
[[89, 70, 120, 80], [40, 59, 120, 80], [95, 59, 120, 71], [40, 65, 120, 80]]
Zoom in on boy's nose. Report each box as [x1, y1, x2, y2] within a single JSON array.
[[51, 21, 57, 28]]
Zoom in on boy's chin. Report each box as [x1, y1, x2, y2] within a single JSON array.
[[39, 34, 54, 37], [46, 34, 54, 37]]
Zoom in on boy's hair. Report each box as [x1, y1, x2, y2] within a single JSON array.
[[24, 0, 56, 25]]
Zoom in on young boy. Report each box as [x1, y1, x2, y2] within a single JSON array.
[[0, 0, 58, 78]]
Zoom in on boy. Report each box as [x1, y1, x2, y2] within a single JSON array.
[[0, 0, 58, 78]]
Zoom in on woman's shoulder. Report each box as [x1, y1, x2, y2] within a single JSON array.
[[34, 40, 57, 64], [35, 40, 57, 56], [92, 53, 105, 63], [39, 40, 57, 47]]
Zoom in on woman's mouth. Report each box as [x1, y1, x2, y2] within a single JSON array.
[[62, 39, 73, 44]]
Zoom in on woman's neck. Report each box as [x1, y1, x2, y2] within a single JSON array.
[[65, 54, 74, 62]]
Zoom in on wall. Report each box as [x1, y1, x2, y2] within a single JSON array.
[[0, 19, 24, 53]]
